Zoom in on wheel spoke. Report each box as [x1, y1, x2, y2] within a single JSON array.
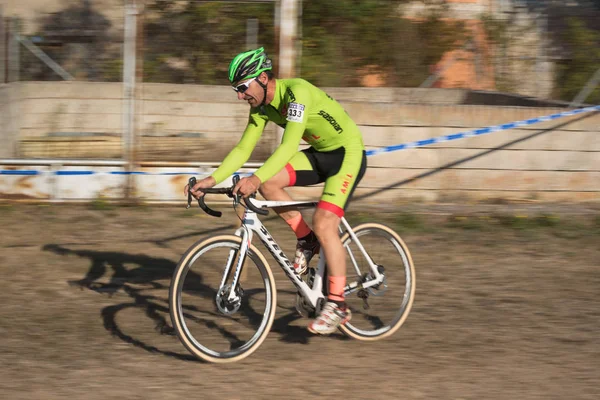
[[169, 236, 276, 362], [339, 224, 416, 340]]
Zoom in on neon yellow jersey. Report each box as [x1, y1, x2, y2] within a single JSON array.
[[210, 78, 365, 184]]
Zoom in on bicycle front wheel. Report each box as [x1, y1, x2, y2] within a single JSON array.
[[339, 223, 416, 341], [169, 235, 277, 363]]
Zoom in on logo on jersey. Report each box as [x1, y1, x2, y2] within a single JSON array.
[[318, 110, 343, 133], [287, 102, 305, 123], [286, 88, 296, 102], [340, 174, 353, 194], [302, 134, 321, 142]]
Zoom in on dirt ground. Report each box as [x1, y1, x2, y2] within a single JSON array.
[[0, 202, 598, 400]]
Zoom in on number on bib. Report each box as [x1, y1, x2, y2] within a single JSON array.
[[286, 102, 305, 123]]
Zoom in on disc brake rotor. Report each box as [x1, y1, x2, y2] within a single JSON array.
[[215, 284, 243, 314]]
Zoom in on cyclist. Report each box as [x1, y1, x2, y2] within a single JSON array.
[[185, 47, 367, 335]]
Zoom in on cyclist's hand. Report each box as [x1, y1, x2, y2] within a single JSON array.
[[185, 176, 216, 199], [233, 175, 261, 198]]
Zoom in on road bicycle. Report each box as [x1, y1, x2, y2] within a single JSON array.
[[169, 175, 416, 363]]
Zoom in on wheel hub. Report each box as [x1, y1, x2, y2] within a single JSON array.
[[215, 284, 243, 314], [367, 265, 388, 296]]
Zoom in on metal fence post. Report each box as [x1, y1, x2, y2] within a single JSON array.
[[0, 7, 5, 84], [278, 0, 298, 79], [276, 0, 299, 146], [49, 163, 60, 202], [246, 18, 258, 50], [123, 1, 138, 200], [8, 17, 19, 83]]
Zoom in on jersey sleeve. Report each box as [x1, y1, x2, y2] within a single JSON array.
[[253, 85, 312, 183], [210, 112, 268, 185]]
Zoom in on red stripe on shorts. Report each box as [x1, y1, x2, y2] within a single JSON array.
[[317, 200, 344, 217], [285, 163, 296, 186]]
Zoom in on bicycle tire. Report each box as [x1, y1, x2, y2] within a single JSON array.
[[338, 223, 416, 341], [169, 235, 277, 363]]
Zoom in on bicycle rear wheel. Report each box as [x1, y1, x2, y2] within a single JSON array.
[[169, 235, 276, 363], [339, 223, 415, 340]]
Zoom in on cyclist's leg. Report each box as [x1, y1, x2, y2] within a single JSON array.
[[259, 149, 320, 235], [308, 146, 367, 334], [260, 149, 324, 273], [313, 145, 367, 297], [258, 166, 296, 219]]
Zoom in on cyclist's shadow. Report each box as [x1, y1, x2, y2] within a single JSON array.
[[43, 243, 200, 360], [43, 244, 318, 360]]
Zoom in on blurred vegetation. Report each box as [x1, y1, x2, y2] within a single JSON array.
[[139, 0, 466, 87], [20, 0, 115, 81], [19, 0, 466, 87], [481, 3, 600, 103], [299, 0, 466, 87], [88, 195, 116, 211], [480, 12, 520, 94], [142, 1, 276, 84], [16, 0, 600, 100], [553, 18, 600, 104]]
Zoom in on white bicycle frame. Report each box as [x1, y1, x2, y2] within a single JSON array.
[[221, 198, 386, 308]]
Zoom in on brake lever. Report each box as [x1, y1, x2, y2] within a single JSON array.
[[231, 174, 242, 206], [186, 177, 197, 209]]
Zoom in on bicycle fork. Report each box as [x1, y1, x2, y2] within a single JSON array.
[[218, 225, 253, 306]]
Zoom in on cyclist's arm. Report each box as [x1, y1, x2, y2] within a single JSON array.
[[210, 113, 267, 185], [253, 87, 311, 183]]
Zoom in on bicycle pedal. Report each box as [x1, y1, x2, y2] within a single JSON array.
[[362, 298, 370, 310], [357, 289, 370, 310]]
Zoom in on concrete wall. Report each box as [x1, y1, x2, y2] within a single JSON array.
[[15, 82, 279, 161], [2, 82, 599, 203], [337, 101, 599, 203]]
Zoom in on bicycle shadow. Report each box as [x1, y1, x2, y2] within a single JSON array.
[[270, 292, 350, 344], [43, 243, 199, 361], [42, 244, 326, 361]]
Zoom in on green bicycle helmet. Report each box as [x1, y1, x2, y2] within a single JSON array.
[[228, 47, 272, 85]]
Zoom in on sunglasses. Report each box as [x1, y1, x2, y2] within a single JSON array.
[[232, 78, 256, 93]]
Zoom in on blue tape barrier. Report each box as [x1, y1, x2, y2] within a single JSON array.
[[366, 104, 600, 157], [0, 170, 39, 175], [2, 105, 599, 177], [55, 170, 94, 176]]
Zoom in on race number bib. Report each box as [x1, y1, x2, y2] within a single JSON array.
[[286, 102, 305, 123]]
